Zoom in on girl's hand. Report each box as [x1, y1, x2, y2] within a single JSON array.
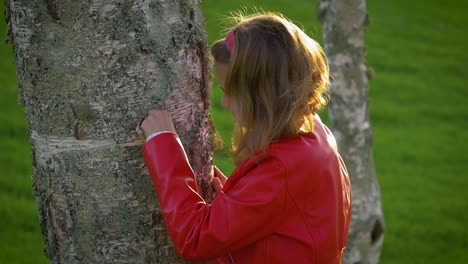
[[139, 110, 176, 139], [212, 166, 228, 192]]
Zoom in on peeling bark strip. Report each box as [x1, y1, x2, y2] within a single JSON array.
[[9, 0, 213, 263], [318, 1, 385, 264]]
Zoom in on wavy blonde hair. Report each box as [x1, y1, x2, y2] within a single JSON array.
[[211, 12, 330, 164]]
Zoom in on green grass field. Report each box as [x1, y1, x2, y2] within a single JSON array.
[[1, 0, 467, 263]]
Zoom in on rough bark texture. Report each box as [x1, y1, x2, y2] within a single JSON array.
[[7, 0, 213, 263], [318, 0, 385, 263]]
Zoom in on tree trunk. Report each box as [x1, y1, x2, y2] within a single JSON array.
[[317, 1, 385, 263], [7, 0, 213, 263]]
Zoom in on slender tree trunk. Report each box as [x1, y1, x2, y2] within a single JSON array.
[[7, 0, 213, 263], [317, 0, 385, 263]]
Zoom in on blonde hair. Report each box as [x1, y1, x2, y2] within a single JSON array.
[[211, 12, 330, 164]]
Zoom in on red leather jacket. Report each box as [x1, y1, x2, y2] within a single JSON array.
[[143, 116, 351, 263]]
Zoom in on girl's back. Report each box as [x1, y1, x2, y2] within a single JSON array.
[[217, 115, 351, 263]]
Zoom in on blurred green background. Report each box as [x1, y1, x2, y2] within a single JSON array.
[[1, 0, 467, 263]]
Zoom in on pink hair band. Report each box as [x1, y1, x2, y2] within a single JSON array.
[[225, 30, 235, 54]]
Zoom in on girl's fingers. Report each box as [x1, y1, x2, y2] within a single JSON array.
[[136, 115, 147, 137], [212, 177, 223, 192], [140, 110, 176, 137], [214, 166, 228, 185]]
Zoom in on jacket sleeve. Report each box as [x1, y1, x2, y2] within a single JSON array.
[[142, 133, 287, 261]]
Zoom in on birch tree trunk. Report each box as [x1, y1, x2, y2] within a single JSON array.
[[6, 0, 213, 263], [317, 1, 385, 263]]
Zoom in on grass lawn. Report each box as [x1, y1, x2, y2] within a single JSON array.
[[1, 0, 467, 263]]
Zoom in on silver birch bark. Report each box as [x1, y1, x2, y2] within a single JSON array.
[[6, 0, 213, 263], [317, 0, 385, 263]]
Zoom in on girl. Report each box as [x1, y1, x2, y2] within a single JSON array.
[[140, 13, 351, 264]]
